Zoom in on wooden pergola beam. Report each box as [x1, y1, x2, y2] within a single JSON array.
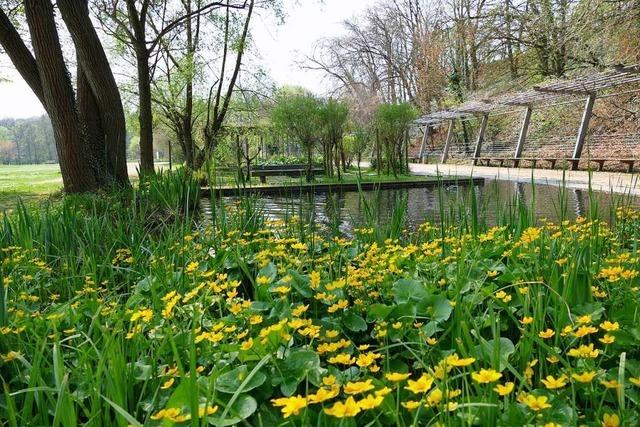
[[441, 120, 455, 164], [472, 113, 489, 165], [533, 86, 592, 96], [571, 92, 597, 169], [513, 106, 532, 166], [418, 125, 430, 163]]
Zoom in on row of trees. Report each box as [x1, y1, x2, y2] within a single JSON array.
[[0, 117, 56, 164], [0, 0, 272, 192], [308, 0, 640, 112], [269, 88, 416, 181]]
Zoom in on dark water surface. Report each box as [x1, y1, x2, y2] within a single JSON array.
[[201, 180, 640, 233]]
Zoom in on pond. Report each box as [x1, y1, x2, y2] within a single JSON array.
[[201, 179, 640, 234]]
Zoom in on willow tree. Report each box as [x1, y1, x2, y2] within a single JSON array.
[[0, 1, 129, 192]]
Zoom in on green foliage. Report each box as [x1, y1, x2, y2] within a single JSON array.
[[374, 103, 417, 176], [270, 88, 323, 181]]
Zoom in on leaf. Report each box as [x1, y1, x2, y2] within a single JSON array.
[[215, 365, 266, 394], [476, 337, 515, 371], [366, 303, 393, 322], [343, 311, 367, 332], [416, 295, 453, 323], [210, 395, 257, 426], [289, 270, 313, 298], [392, 279, 428, 304]]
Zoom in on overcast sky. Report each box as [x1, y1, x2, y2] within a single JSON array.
[[0, 0, 376, 119]]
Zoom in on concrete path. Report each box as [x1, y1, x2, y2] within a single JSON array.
[[409, 163, 640, 196]]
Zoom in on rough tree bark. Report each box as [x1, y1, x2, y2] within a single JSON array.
[[58, 0, 129, 187], [24, 0, 97, 193]]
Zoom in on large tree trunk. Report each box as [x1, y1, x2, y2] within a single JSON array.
[[58, 0, 130, 187], [24, 0, 97, 193], [77, 66, 109, 187], [136, 48, 155, 174]]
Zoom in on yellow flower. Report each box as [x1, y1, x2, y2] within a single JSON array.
[[405, 373, 434, 394], [324, 396, 361, 418], [487, 270, 499, 278], [375, 387, 392, 397], [357, 394, 384, 410], [271, 395, 308, 418], [573, 325, 598, 338], [471, 368, 502, 384], [600, 321, 619, 332], [493, 382, 514, 396], [520, 316, 534, 325], [307, 386, 340, 404], [161, 378, 175, 389], [446, 353, 476, 367], [401, 400, 422, 410], [256, 275, 271, 285], [240, 337, 253, 351], [541, 374, 568, 390], [567, 343, 599, 358], [576, 314, 592, 324], [343, 379, 375, 395], [601, 379, 620, 389], [629, 377, 640, 386], [602, 413, 620, 427], [322, 375, 337, 386], [572, 371, 597, 383], [385, 372, 411, 382], [599, 334, 615, 344], [328, 353, 355, 365], [519, 393, 552, 411], [538, 329, 555, 339]]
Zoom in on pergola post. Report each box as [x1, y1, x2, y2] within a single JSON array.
[[472, 113, 489, 165], [418, 125, 430, 163], [513, 106, 532, 167], [571, 92, 596, 170], [441, 120, 455, 164]]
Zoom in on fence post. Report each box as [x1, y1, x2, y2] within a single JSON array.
[[513, 106, 532, 167], [441, 120, 455, 164], [472, 113, 489, 165], [572, 93, 596, 170]]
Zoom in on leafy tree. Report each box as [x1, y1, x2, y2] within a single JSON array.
[[270, 88, 322, 182], [375, 103, 417, 176], [318, 99, 348, 179]]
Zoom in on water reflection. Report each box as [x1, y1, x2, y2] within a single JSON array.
[[201, 180, 639, 233]]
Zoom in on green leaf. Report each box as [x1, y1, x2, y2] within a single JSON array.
[[392, 279, 428, 304], [215, 365, 266, 394], [416, 295, 453, 322], [476, 337, 515, 371], [366, 303, 393, 322], [343, 311, 367, 332], [210, 395, 257, 426]]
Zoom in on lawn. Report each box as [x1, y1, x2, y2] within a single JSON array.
[[0, 163, 63, 210]]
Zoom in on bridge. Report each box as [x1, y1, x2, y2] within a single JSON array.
[[415, 65, 640, 172]]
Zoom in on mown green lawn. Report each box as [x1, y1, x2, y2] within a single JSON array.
[[0, 163, 63, 211]]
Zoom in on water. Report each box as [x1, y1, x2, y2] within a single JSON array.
[[201, 180, 640, 234]]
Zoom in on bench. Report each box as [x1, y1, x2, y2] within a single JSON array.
[[251, 164, 325, 183], [473, 157, 637, 172]]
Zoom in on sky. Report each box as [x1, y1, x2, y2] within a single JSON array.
[[0, 0, 376, 120]]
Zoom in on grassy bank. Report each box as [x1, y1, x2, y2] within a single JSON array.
[[1, 172, 639, 426]]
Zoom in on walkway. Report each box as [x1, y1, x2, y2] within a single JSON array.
[[409, 163, 640, 196]]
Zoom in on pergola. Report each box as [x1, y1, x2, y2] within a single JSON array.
[[415, 65, 640, 168]]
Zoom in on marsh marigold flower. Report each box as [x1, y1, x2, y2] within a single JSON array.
[[493, 382, 515, 396], [324, 397, 361, 418], [572, 371, 597, 383], [541, 374, 568, 390], [385, 372, 411, 382], [602, 413, 620, 427], [471, 368, 502, 384], [271, 395, 308, 418], [343, 379, 375, 395], [405, 373, 434, 394]]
